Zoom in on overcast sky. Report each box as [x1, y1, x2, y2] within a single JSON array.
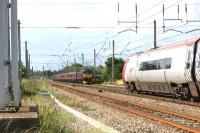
[[18, 0, 200, 71]]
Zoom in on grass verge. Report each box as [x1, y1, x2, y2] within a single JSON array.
[[19, 80, 75, 133], [15, 80, 102, 133], [22, 95, 74, 133]]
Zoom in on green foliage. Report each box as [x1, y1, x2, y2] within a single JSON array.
[[20, 80, 40, 97], [115, 58, 124, 80], [84, 66, 93, 70], [44, 70, 54, 78], [21, 80, 74, 133], [19, 62, 26, 78], [39, 100, 74, 133], [10, 80, 102, 133], [22, 95, 74, 133], [63, 63, 83, 72], [93, 65, 105, 83], [103, 57, 124, 81]]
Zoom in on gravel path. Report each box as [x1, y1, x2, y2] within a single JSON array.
[[53, 87, 184, 133]]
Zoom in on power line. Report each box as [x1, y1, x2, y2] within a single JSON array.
[[72, 1, 168, 50], [138, 0, 184, 25], [21, 26, 143, 29], [79, 0, 184, 55], [28, 1, 199, 69], [20, 2, 199, 5], [22, 0, 191, 52]]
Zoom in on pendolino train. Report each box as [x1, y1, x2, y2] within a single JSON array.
[[52, 69, 93, 84], [122, 37, 200, 100]]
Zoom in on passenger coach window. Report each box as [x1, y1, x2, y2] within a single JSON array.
[[158, 59, 165, 69], [165, 58, 171, 69], [139, 58, 172, 71]]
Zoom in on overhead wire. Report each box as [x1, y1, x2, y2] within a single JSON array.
[[117, 0, 196, 56], [28, 0, 198, 69], [87, 0, 184, 60], [74, 0, 168, 51]]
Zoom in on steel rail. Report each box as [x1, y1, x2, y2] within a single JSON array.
[[51, 80, 200, 107], [51, 82, 200, 122], [49, 82, 200, 133]]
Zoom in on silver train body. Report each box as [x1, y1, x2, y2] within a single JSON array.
[[122, 37, 200, 99]]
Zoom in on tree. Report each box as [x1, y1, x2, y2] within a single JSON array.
[[94, 65, 106, 83], [63, 63, 83, 72], [44, 70, 54, 78], [115, 58, 124, 80], [84, 66, 93, 70], [104, 57, 124, 81], [19, 62, 26, 78]]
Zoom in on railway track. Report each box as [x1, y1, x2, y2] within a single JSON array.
[[51, 80, 200, 108], [48, 81, 200, 133]]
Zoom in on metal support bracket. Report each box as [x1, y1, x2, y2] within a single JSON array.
[[162, 4, 183, 33], [117, 3, 138, 33]]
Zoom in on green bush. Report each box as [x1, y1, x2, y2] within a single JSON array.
[[20, 80, 40, 97], [22, 95, 74, 133], [20, 80, 75, 133]]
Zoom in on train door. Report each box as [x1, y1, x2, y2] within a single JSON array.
[[185, 40, 199, 97], [194, 39, 200, 97], [195, 40, 200, 81], [134, 58, 143, 91], [184, 47, 193, 82], [135, 57, 141, 82]]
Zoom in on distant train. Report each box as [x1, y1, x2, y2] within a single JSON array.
[[52, 69, 93, 84], [122, 37, 200, 101]]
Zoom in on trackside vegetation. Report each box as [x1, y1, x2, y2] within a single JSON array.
[[7, 80, 101, 133], [16, 80, 75, 133]]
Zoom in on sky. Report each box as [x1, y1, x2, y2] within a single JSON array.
[[18, 0, 200, 71]]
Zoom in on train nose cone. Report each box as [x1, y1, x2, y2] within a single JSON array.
[[122, 58, 130, 82]]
